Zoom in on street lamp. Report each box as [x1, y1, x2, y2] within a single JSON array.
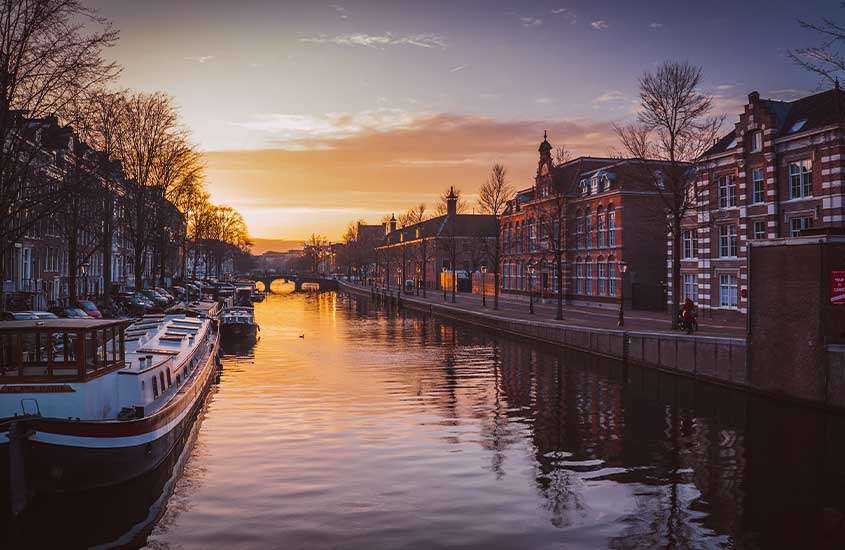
[[528, 262, 536, 315], [480, 265, 488, 308], [617, 261, 628, 327], [415, 265, 421, 296], [396, 266, 402, 294]]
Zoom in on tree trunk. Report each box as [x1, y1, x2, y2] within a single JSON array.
[[671, 216, 682, 328], [493, 229, 500, 310], [68, 227, 78, 304], [555, 252, 563, 321], [102, 195, 113, 306]]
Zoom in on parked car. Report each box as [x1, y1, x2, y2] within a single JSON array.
[[76, 300, 103, 319], [140, 289, 169, 309], [1, 311, 39, 321], [31, 311, 59, 320], [54, 307, 90, 318], [154, 287, 175, 301]]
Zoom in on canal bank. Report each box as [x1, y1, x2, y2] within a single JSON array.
[[340, 281, 845, 411]]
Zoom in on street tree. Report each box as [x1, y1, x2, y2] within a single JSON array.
[[477, 163, 513, 310], [0, 0, 119, 298], [614, 61, 723, 324], [788, 13, 845, 84]]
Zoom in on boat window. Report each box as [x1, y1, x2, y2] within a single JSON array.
[[152, 375, 159, 398], [159, 372, 165, 393], [166, 368, 172, 387]]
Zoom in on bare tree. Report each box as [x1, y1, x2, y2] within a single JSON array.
[[477, 163, 513, 309], [403, 203, 429, 295], [0, 0, 119, 298], [552, 145, 572, 166], [788, 12, 845, 85], [435, 187, 468, 216], [305, 233, 328, 273], [614, 62, 723, 323]]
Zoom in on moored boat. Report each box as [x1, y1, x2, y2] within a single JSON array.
[[0, 308, 220, 514], [219, 306, 258, 341]]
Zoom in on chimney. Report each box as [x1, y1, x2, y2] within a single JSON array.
[[748, 91, 760, 104], [446, 186, 458, 218], [389, 213, 397, 232]]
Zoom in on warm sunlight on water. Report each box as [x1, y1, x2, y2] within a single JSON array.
[[4, 287, 845, 549]]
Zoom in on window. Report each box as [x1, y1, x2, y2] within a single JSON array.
[[790, 216, 812, 237], [152, 376, 159, 398], [682, 230, 698, 259], [575, 259, 583, 294], [682, 273, 698, 303], [789, 160, 812, 199], [718, 175, 736, 208], [752, 168, 765, 204], [575, 211, 583, 250], [597, 258, 606, 295], [607, 205, 616, 246], [159, 372, 165, 393], [719, 274, 738, 308], [596, 206, 605, 247], [166, 368, 172, 387], [584, 261, 593, 295], [607, 257, 617, 296], [753, 220, 766, 240], [789, 119, 807, 133], [750, 131, 762, 152], [719, 224, 738, 257], [584, 208, 592, 249]]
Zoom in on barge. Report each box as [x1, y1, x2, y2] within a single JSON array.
[[0, 309, 220, 514]]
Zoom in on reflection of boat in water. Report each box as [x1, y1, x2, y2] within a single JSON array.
[[0, 306, 221, 514], [220, 307, 259, 341], [1, 385, 209, 548], [301, 282, 320, 292]]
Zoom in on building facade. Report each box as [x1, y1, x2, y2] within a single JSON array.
[[500, 134, 673, 310], [676, 86, 845, 319], [375, 190, 497, 291]]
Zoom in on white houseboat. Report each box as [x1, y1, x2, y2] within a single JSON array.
[[0, 310, 220, 512]]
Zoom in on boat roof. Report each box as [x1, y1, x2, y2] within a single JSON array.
[[0, 319, 128, 331]]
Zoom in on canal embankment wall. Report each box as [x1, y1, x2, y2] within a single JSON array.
[[340, 283, 748, 388]]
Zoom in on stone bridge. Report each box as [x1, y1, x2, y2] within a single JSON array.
[[250, 271, 339, 293]]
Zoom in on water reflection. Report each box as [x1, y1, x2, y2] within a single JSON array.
[[3, 290, 844, 549]]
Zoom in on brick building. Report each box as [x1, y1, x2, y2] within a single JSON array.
[[499, 134, 675, 310], [375, 189, 497, 291], [677, 86, 845, 319]]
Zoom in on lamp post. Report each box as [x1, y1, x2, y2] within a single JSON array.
[[396, 266, 402, 295], [617, 261, 628, 327], [528, 262, 536, 315], [480, 265, 487, 308]]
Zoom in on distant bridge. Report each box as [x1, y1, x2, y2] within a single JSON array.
[[249, 271, 339, 293]]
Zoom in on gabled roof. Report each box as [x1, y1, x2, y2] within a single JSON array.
[[703, 87, 845, 157], [382, 213, 496, 245]]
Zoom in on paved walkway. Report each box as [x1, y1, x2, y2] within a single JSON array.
[[343, 282, 746, 339]]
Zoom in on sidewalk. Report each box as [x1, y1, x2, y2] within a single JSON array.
[[345, 282, 745, 339]]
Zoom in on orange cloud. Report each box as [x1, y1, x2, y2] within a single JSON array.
[[204, 112, 619, 240]]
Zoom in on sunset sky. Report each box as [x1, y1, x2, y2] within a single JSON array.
[[89, 0, 839, 247]]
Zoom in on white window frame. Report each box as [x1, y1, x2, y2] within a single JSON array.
[[682, 273, 698, 303], [718, 175, 736, 208], [790, 216, 812, 237], [789, 160, 812, 199], [750, 131, 762, 153], [753, 220, 766, 240], [719, 224, 738, 257], [719, 274, 738, 308], [682, 230, 697, 259], [751, 168, 765, 204]]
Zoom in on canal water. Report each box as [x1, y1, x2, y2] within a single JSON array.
[[3, 285, 845, 548]]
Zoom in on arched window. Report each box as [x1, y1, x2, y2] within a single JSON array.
[[607, 204, 616, 247], [574, 210, 583, 250], [584, 207, 592, 249], [597, 256, 606, 295], [575, 257, 583, 294], [608, 255, 617, 296], [596, 206, 605, 248], [584, 257, 593, 295]]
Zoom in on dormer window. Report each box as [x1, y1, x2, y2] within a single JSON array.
[[750, 131, 762, 152], [788, 119, 807, 134]]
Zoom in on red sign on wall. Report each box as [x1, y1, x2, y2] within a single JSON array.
[[833, 270, 845, 305]]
